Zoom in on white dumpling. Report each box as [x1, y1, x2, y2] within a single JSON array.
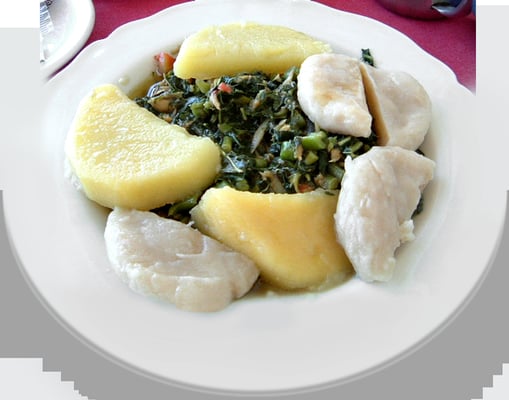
[[360, 63, 432, 150], [334, 146, 435, 282], [297, 53, 372, 137], [104, 208, 259, 312]]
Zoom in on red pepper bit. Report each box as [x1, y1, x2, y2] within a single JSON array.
[[217, 82, 233, 94], [298, 182, 315, 193], [154, 52, 175, 76]]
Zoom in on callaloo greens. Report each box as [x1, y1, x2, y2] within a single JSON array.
[[361, 48, 375, 67], [135, 58, 377, 220]]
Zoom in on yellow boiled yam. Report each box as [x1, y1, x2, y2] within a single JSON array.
[[190, 187, 353, 290], [173, 22, 332, 79], [65, 84, 221, 210]]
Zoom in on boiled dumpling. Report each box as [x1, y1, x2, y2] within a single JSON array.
[[104, 208, 259, 312], [334, 146, 435, 282], [360, 63, 432, 150], [297, 53, 372, 137]]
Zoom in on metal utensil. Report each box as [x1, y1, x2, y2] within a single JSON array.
[[376, 0, 473, 19], [40, 0, 55, 63]]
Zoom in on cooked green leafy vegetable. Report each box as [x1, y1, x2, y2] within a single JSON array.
[[136, 66, 377, 198], [361, 48, 375, 67]]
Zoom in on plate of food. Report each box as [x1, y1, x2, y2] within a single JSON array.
[[4, 0, 501, 394]]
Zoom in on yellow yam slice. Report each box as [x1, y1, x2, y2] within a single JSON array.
[[65, 84, 221, 210], [173, 22, 332, 79], [190, 187, 353, 290]]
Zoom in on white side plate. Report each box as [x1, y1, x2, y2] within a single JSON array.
[[40, 0, 95, 80]]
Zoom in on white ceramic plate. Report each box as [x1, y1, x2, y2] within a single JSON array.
[[40, 0, 95, 80], [3, 0, 502, 395]]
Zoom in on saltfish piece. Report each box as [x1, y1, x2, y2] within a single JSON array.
[[104, 208, 259, 312], [297, 53, 372, 137], [334, 146, 435, 282], [360, 64, 432, 150]]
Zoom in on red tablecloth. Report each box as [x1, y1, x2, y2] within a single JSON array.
[[85, 0, 476, 91]]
